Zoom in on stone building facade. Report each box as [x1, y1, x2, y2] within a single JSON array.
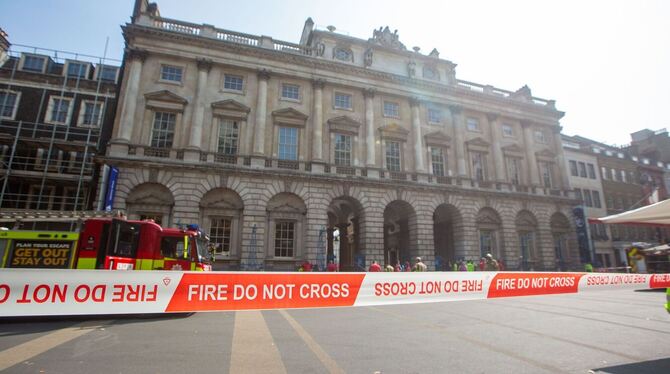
[[104, 0, 579, 271]]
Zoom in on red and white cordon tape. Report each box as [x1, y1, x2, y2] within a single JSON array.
[[1, 269, 669, 317]]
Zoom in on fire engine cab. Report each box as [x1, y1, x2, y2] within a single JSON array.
[[75, 218, 213, 271]]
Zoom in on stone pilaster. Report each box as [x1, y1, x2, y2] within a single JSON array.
[[522, 121, 540, 186], [311, 79, 325, 162], [253, 69, 271, 156], [185, 58, 212, 160], [364, 88, 376, 167], [112, 48, 146, 155], [449, 105, 467, 177], [410, 97, 425, 173], [552, 125, 570, 190], [487, 113, 506, 182]]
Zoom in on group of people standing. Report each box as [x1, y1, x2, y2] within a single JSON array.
[[451, 253, 503, 272], [368, 257, 428, 272]]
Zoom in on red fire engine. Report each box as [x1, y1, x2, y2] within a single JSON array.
[[75, 218, 212, 271]]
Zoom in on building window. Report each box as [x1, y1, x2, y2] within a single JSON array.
[[383, 101, 399, 118], [471, 152, 487, 181], [80, 101, 103, 127], [334, 48, 352, 62], [506, 157, 521, 185], [479, 230, 497, 258], [48, 97, 72, 124], [519, 231, 535, 270], [569, 160, 578, 176], [66, 62, 87, 78], [150, 112, 176, 148], [223, 74, 244, 91], [583, 189, 593, 207], [334, 93, 352, 109], [0, 91, 19, 119], [534, 130, 547, 144], [502, 124, 514, 137], [160, 65, 183, 82], [540, 162, 553, 188], [618, 170, 625, 182], [274, 221, 295, 257], [217, 119, 239, 155], [428, 108, 441, 124], [385, 141, 401, 172], [606, 195, 613, 209], [334, 134, 352, 166], [97, 65, 119, 81], [278, 127, 298, 160], [430, 147, 446, 176], [22, 55, 46, 72], [466, 118, 480, 132], [574, 188, 583, 202], [209, 217, 232, 256], [281, 83, 300, 100], [601, 166, 609, 180], [578, 162, 587, 178], [592, 190, 602, 208], [587, 163, 596, 179]]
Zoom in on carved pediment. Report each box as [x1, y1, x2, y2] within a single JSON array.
[[535, 149, 556, 161], [368, 26, 406, 51], [272, 107, 309, 127], [127, 194, 173, 206], [378, 123, 409, 141], [424, 130, 451, 147], [144, 90, 188, 112], [211, 99, 250, 119], [516, 212, 538, 228], [328, 115, 361, 135], [466, 137, 491, 152], [502, 143, 524, 157], [268, 202, 307, 215], [511, 85, 533, 102]]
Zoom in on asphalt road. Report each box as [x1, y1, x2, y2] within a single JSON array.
[[1, 289, 669, 374]]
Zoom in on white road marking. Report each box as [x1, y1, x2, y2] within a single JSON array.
[[279, 309, 346, 374], [0, 321, 106, 371], [230, 310, 286, 374]]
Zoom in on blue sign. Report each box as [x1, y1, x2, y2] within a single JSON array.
[[104, 166, 119, 212]]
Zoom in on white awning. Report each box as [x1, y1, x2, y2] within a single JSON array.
[[596, 199, 670, 225]]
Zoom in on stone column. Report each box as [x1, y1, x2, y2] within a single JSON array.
[[364, 88, 376, 167], [487, 113, 505, 182], [552, 126, 570, 191], [252, 69, 271, 162], [111, 49, 146, 155], [185, 58, 212, 160], [522, 121, 540, 186], [312, 79, 325, 163], [410, 97, 425, 173], [449, 105, 467, 177]]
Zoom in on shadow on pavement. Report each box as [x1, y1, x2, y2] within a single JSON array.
[[0, 312, 195, 325], [593, 358, 670, 374]]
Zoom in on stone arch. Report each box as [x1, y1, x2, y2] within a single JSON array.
[[476, 207, 503, 260], [327, 195, 364, 271], [551, 212, 572, 270], [199, 188, 244, 262], [516, 210, 539, 270], [384, 200, 418, 268], [433, 203, 464, 270], [265, 192, 307, 270], [125, 183, 175, 226]]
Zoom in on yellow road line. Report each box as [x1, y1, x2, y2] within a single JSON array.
[[0, 321, 106, 371], [230, 311, 286, 374], [279, 310, 346, 374]]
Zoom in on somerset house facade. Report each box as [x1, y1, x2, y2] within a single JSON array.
[[105, 0, 578, 271]]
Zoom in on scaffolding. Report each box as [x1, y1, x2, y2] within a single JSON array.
[[0, 43, 120, 230]]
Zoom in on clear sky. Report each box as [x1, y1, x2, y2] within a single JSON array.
[[2, 0, 669, 146]]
